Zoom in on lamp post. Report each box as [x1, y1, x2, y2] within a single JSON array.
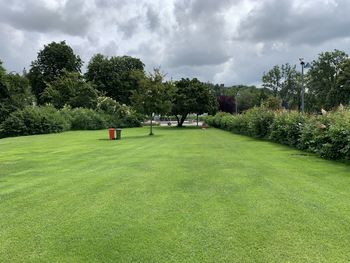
[[149, 112, 154, 136], [235, 91, 240, 114], [299, 58, 305, 113]]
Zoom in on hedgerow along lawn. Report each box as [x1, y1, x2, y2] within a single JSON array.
[[1, 127, 350, 262]]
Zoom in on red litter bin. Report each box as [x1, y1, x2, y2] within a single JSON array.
[[108, 128, 115, 140]]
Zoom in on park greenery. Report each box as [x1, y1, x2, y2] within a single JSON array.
[[205, 105, 350, 160], [1, 41, 350, 140], [0, 41, 219, 137], [2, 40, 350, 262]]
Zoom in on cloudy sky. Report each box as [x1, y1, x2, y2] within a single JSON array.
[[1, 0, 350, 86]]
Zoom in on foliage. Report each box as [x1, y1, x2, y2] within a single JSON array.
[[172, 78, 217, 127], [262, 63, 301, 109], [206, 107, 350, 160], [97, 96, 120, 115], [298, 111, 350, 159], [41, 71, 98, 109], [334, 58, 350, 106], [131, 69, 174, 117], [243, 107, 275, 138], [205, 109, 274, 139], [0, 102, 141, 137], [306, 49, 348, 111], [131, 68, 174, 134], [0, 60, 7, 99], [269, 111, 306, 146], [261, 96, 282, 110], [60, 107, 107, 130], [0, 63, 34, 123], [262, 65, 282, 96], [225, 85, 272, 113], [85, 54, 145, 104], [217, 95, 235, 113], [0, 105, 69, 137], [28, 41, 83, 103]]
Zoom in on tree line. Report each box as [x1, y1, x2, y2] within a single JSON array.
[[0, 41, 219, 133], [261, 49, 350, 111], [2, 40, 348, 136]]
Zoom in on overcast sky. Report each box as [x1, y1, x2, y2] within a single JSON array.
[[1, 0, 350, 86]]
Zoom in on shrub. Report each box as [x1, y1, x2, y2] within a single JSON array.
[[270, 111, 306, 147], [96, 96, 119, 115], [244, 107, 274, 138], [206, 107, 350, 160], [96, 96, 142, 128], [61, 107, 107, 130], [299, 112, 350, 159], [261, 96, 282, 110], [0, 105, 69, 137]]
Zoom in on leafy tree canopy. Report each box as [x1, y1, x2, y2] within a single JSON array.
[[0, 61, 34, 123], [41, 70, 98, 109], [307, 49, 348, 111], [172, 78, 217, 127], [131, 68, 175, 134], [218, 95, 235, 113], [86, 54, 145, 105], [335, 58, 350, 106], [28, 41, 82, 103], [262, 63, 301, 110]]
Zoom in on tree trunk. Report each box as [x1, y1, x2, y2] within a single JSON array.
[[149, 116, 154, 135], [175, 115, 180, 127], [177, 114, 187, 127]]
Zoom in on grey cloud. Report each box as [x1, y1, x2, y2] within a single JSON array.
[[0, 0, 91, 36], [146, 6, 160, 31], [1, 0, 350, 86], [165, 0, 233, 67], [94, 0, 128, 9], [103, 41, 119, 56], [117, 16, 141, 38], [166, 37, 230, 67], [237, 0, 350, 45]]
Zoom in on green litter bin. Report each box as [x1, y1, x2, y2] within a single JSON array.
[[116, 128, 122, 140]]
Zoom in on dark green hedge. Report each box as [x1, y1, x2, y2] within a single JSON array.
[[0, 105, 70, 137], [205, 108, 350, 160], [0, 105, 142, 138]]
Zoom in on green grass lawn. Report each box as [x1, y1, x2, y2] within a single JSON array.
[[1, 127, 350, 262]]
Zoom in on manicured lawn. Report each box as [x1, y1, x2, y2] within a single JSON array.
[[1, 127, 350, 262]]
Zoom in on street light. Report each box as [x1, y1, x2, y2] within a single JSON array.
[[299, 58, 311, 113], [235, 91, 240, 114], [299, 58, 305, 113]]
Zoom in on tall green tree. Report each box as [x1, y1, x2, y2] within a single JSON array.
[[28, 41, 82, 103], [225, 85, 271, 113], [0, 61, 34, 123], [262, 63, 300, 109], [332, 58, 350, 106], [86, 54, 145, 105], [6, 73, 34, 109], [279, 64, 301, 110], [172, 78, 217, 127], [0, 60, 8, 100], [306, 49, 348, 111], [41, 71, 98, 109], [131, 68, 174, 135], [262, 65, 282, 96]]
